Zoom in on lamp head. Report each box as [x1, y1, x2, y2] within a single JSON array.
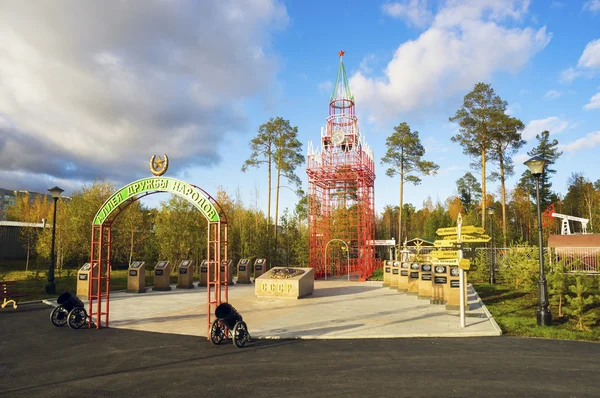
[[524, 155, 548, 177], [486, 206, 496, 216], [48, 186, 64, 199]]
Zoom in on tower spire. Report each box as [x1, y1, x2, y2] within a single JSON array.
[[330, 50, 353, 104]]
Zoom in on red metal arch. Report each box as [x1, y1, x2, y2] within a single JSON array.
[[88, 183, 228, 339]]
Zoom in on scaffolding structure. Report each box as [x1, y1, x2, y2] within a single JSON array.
[[306, 51, 376, 281]]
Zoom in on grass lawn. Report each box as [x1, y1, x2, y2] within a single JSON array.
[[474, 283, 600, 342], [1, 266, 179, 302]]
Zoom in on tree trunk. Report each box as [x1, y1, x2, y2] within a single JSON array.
[[26, 238, 30, 272], [129, 229, 134, 266], [399, 169, 404, 244], [481, 148, 486, 229], [499, 154, 507, 247], [267, 152, 272, 261], [274, 165, 282, 264]]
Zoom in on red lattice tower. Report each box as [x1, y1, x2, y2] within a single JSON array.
[[306, 51, 376, 281]]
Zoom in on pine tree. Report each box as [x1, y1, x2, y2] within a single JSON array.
[[381, 122, 439, 243], [520, 130, 562, 209], [450, 82, 507, 229]]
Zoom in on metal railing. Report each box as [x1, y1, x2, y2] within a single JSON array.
[[475, 247, 599, 274]]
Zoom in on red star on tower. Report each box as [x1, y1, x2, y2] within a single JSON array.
[[338, 50, 345, 57]]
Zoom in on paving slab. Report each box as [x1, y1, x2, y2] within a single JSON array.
[[49, 279, 501, 339]]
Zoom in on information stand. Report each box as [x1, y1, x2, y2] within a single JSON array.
[[198, 259, 208, 287], [236, 259, 252, 284], [397, 262, 409, 292], [446, 266, 468, 311], [389, 261, 400, 289], [253, 258, 268, 280], [127, 261, 146, 293], [407, 262, 420, 295], [76, 263, 97, 299], [153, 261, 171, 291], [418, 263, 433, 300], [177, 260, 194, 289], [220, 260, 234, 285], [431, 265, 448, 304], [383, 260, 391, 287]]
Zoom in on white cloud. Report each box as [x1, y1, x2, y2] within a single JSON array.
[[584, 92, 600, 110], [0, 1, 288, 190], [359, 54, 377, 75], [513, 153, 530, 164], [560, 131, 600, 153], [560, 67, 582, 83], [561, 38, 600, 83], [382, 0, 433, 28], [584, 0, 600, 13], [522, 117, 570, 140], [353, 0, 550, 122], [578, 39, 600, 69], [318, 81, 333, 93], [544, 90, 562, 100], [506, 102, 521, 115]]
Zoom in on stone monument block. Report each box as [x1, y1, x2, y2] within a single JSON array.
[[255, 267, 314, 299]]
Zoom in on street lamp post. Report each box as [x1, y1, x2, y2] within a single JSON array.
[[524, 156, 552, 326], [45, 186, 64, 295], [486, 206, 496, 284]]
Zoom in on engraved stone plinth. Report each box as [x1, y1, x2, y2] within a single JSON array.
[[255, 267, 314, 299]]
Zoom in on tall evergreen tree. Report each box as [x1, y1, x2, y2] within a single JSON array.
[[273, 119, 304, 259], [455, 172, 482, 210], [489, 114, 525, 247], [450, 82, 507, 229], [520, 130, 562, 209], [381, 122, 439, 243]]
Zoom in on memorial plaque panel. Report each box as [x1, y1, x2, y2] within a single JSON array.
[[410, 272, 419, 278], [239, 265, 246, 271], [155, 269, 163, 276], [392, 269, 399, 275], [450, 280, 460, 288], [400, 270, 408, 276], [434, 276, 447, 284], [79, 274, 87, 281], [421, 274, 432, 281], [129, 270, 137, 276], [179, 268, 187, 274]]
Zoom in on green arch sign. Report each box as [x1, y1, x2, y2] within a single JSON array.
[[93, 177, 220, 225]]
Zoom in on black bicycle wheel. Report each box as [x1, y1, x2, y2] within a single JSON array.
[[67, 307, 87, 329], [50, 306, 69, 327], [210, 319, 225, 345], [232, 321, 249, 348]]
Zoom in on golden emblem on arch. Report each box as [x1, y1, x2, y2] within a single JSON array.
[[150, 154, 169, 176]]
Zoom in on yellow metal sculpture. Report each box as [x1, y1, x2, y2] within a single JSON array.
[[150, 154, 169, 176]]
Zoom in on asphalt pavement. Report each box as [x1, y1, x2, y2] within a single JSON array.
[[1, 303, 599, 397]]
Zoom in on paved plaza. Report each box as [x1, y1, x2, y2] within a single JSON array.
[[1, 302, 599, 397], [54, 279, 502, 339]]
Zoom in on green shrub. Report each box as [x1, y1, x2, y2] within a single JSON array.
[[469, 250, 489, 283], [547, 259, 573, 317], [564, 274, 597, 331], [502, 244, 539, 291]]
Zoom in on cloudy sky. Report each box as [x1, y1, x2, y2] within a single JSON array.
[[1, 0, 599, 215]]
